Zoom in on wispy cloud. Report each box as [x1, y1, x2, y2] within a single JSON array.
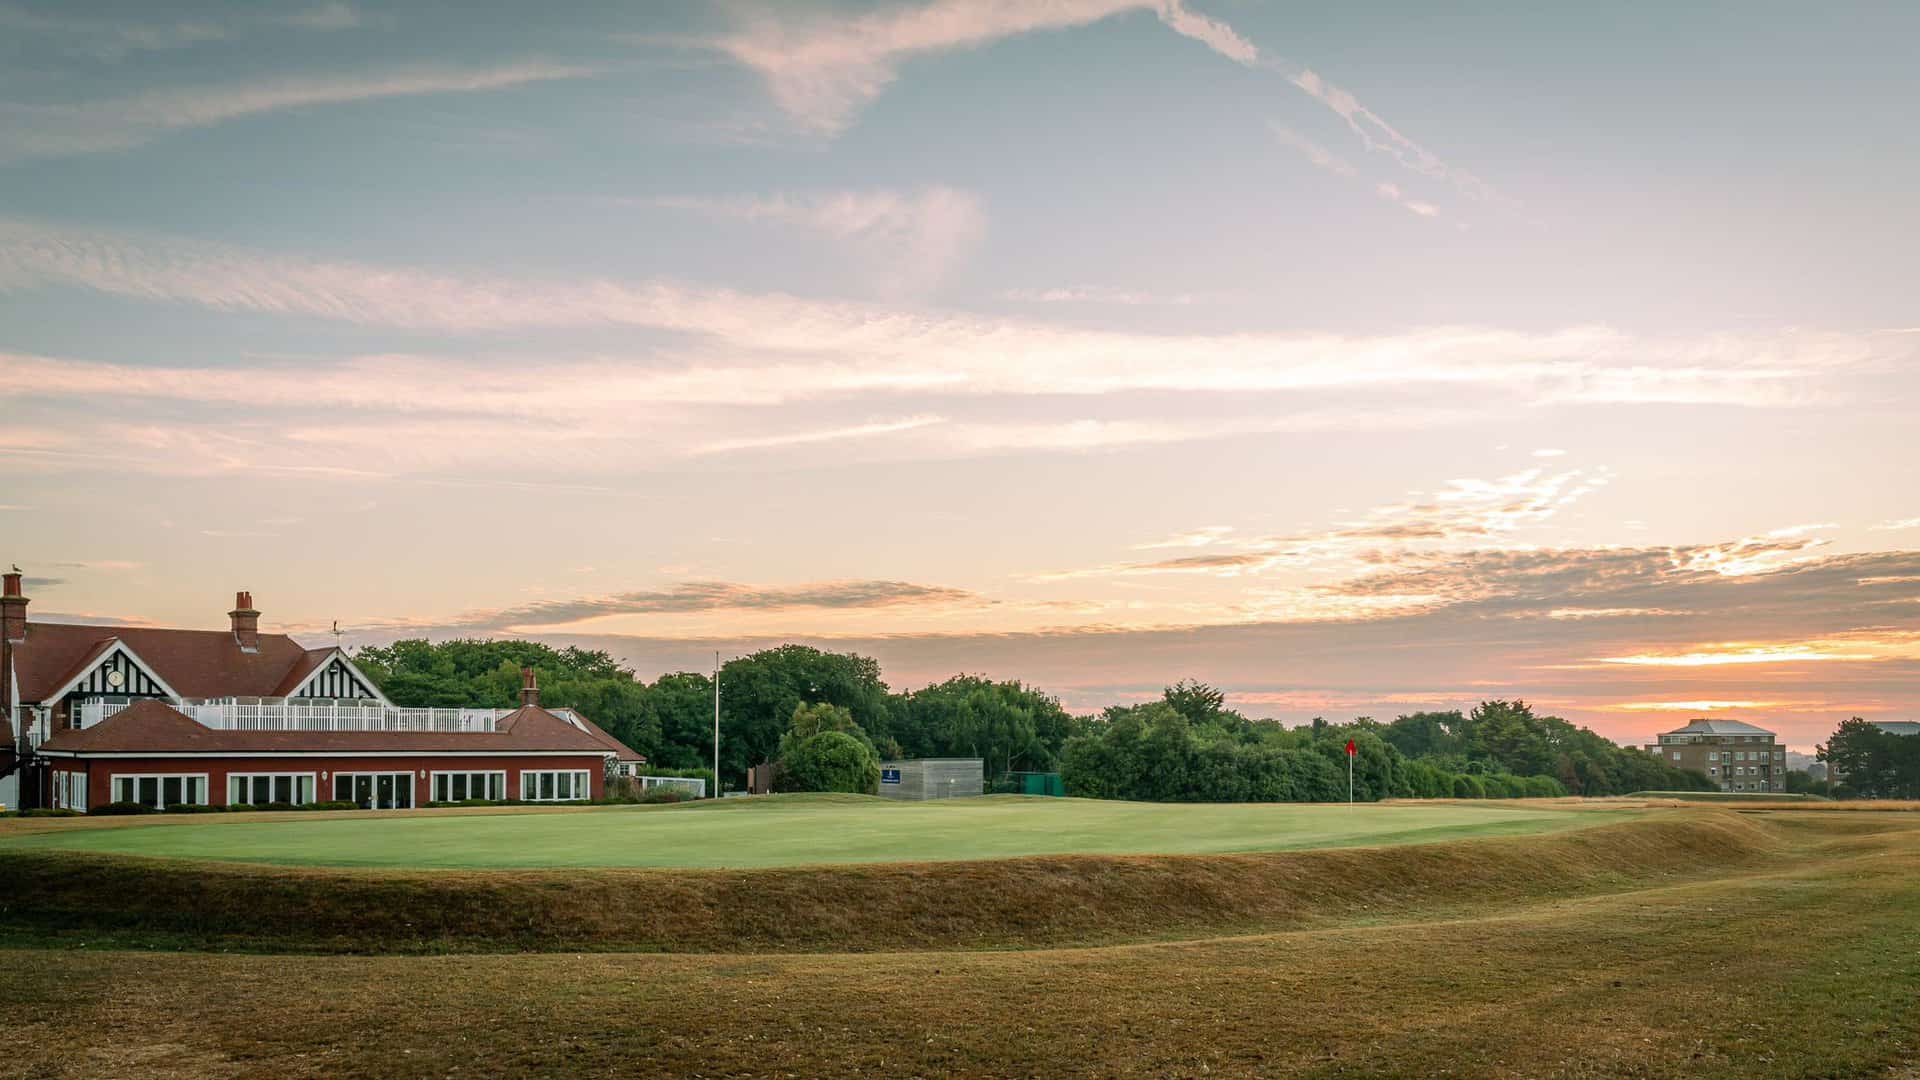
[[364, 579, 990, 633], [1874, 517, 1920, 531], [646, 187, 984, 293], [691, 415, 948, 455], [0, 62, 592, 163], [1269, 125, 1357, 176], [1000, 285, 1205, 306], [0, 2, 360, 61], [1288, 68, 1493, 201], [713, 0, 1258, 135], [1036, 467, 1612, 581], [0, 224, 1884, 409]]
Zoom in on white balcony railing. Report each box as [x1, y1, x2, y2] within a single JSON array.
[[74, 698, 581, 734]]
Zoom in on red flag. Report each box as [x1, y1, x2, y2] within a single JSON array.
[[1345, 739, 1357, 757]]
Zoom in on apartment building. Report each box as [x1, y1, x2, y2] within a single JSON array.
[[1644, 718, 1785, 793]]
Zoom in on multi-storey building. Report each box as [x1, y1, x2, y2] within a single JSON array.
[[1644, 718, 1786, 793], [1, 571, 646, 811]]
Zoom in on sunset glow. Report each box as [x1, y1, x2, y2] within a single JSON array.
[[4, 1, 1918, 753]]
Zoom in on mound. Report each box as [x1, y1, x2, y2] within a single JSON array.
[[0, 811, 1783, 954]]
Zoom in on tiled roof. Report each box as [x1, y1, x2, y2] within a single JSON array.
[[495, 704, 647, 763], [1662, 717, 1777, 737], [39, 700, 616, 756], [12, 621, 334, 702], [269, 647, 340, 697]]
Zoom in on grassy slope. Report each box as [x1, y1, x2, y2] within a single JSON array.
[[0, 794, 1621, 869], [0, 811, 1775, 954], [3, 811, 1917, 1078]]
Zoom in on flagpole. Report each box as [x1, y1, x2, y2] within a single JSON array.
[[712, 651, 720, 800], [1349, 750, 1354, 805]]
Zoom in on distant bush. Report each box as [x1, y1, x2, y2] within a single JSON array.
[[92, 801, 159, 816], [20, 808, 82, 818], [162, 803, 223, 814], [301, 801, 360, 811]]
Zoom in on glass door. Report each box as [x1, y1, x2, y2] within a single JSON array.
[[333, 773, 415, 809]]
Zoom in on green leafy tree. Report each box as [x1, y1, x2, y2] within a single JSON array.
[[776, 731, 881, 794]]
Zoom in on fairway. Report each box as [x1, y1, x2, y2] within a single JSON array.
[[0, 794, 1624, 869]]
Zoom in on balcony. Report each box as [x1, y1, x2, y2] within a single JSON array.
[[74, 698, 574, 734]]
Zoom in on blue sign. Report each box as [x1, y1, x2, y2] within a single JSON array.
[[881, 768, 902, 785]]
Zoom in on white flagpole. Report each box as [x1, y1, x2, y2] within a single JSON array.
[[712, 651, 720, 799], [1349, 748, 1354, 805]]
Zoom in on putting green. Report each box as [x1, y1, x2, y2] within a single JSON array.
[[0, 795, 1633, 869]]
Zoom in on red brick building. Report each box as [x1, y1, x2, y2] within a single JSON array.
[[1, 572, 644, 811]]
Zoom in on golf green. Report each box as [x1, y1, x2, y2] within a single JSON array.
[[0, 795, 1630, 869]]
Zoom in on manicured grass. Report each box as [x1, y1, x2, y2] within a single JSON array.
[[3, 810, 1916, 1078], [0, 794, 1629, 869]]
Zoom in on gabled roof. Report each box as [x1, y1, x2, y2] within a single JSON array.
[[12, 621, 333, 702], [40, 700, 621, 756], [495, 704, 646, 763], [1662, 717, 1777, 737]]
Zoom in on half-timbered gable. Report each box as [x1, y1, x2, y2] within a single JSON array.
[[283, 651, 386, 703]]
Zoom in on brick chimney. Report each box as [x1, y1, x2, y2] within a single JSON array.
[[519, 666, 540, 708], [229, 590, 260, 653], [2, 569, 27, 644]]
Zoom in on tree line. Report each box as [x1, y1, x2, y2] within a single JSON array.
[[1816, 718, 1920, 799], [354, 640, 1713, 800]]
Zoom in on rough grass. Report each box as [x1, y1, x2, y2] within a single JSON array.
[[0, 793, 1628, 868], [3, 810, 1916, 1078], [0, 811, 1779, 954]]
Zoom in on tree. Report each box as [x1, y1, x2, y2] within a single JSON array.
[[716, 646, 894, 787], [1819, 718, 1917, 798], [776, 731, 881, 794]]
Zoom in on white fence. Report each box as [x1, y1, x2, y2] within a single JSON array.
[[74, 698, 578, 734], [635, 776, 706, 798]]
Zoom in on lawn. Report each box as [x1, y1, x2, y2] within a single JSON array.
[[0, 793, 1626, 869], [3, 809, 1917, 1077]]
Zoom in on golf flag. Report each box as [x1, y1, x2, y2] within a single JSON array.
[[1345, 739, 1356, 757], [1345, 739, 1356, 804]]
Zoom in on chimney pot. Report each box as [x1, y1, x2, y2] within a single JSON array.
[[229, 590, 260, 653], [1, 569, 26, 643], [519, 666, 540, 708]]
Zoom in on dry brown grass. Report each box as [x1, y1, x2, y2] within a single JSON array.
[[0, 811, 1782, 954], [3, 811, 1917, 1078]]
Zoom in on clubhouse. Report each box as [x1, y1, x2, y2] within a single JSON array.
[[0, 572, 644, 812]]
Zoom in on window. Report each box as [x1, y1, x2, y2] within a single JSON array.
[[54, 770, 89, 810], [111, 774, 208, 809], [432, 771, 506, 802], [521, 769, 592, 802], [1670, 751, 1681, 761], [228, 773, 317, 806]]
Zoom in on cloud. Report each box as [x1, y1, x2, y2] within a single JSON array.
[[1000, 285, 1204, 306], [0, 223, 1885, 405], [691, 415, 948, 455], [1134, 526, 1235, 550], [365, 580, 990, 633], [1038, 467, 1613, 581], [1269, 125, 1358, 177], [1874, 517, 1920, 531], [714, 1, 1259, 135], [0, 2, 360, 60], [1288, 67, 1493, 201], [0, 62, 592, 163], [647, 187, 985, 293]]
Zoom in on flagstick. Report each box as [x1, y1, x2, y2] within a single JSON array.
[[1349, 750, 1354, 805]]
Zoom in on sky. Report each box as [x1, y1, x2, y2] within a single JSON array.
[[3, 1, 1917, 751]]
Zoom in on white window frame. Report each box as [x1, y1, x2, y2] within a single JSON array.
[[431, 770, 507, 803], [54, 770, 89, 810], [330, 771, 417, 809], [520, 769, 592, 802], [227, 772, 318, 807], [110, 773, 210, 809]]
